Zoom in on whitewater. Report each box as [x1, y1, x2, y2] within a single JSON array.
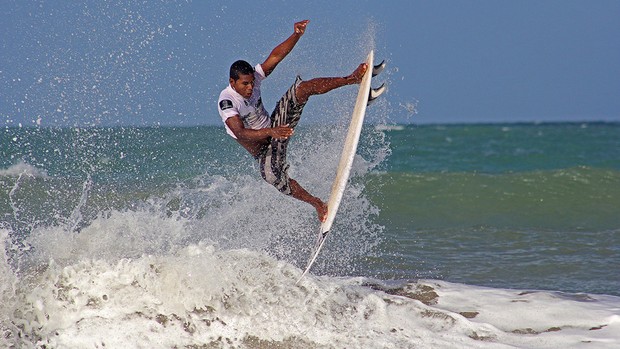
[[2, 223, 619, 348]]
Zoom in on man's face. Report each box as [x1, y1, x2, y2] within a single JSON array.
[[230, 73, 254, 99]]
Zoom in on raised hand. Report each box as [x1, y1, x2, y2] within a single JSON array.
[[294, 20, 309, 35]]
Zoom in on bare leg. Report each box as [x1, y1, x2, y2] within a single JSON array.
[[295, 63, 368, 104], [289, 179, 328, 222]]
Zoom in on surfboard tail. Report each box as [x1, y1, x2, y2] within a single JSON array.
[[368, 59, 387, 106], [367, 83, 386, 105], [372, 60, 386, 77]]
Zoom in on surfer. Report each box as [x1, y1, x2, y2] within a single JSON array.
[[217, 19, 367, 223]]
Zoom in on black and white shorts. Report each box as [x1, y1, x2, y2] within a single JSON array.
[[257, 76, 306, 195]]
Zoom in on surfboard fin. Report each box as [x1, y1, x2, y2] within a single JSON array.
[[372, 60, 386, 77], [367, 83, 386, 106]]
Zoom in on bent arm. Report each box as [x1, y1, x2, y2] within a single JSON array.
[[261, 20, 309, 77], [225, 116, 276, 141], [225, 116, 293, 155]]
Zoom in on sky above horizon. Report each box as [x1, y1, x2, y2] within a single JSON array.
[[1, 0, 619, 126]]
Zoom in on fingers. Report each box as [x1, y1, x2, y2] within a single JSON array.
[[294, 20, 309, 34], [272, 125, 294, 139]]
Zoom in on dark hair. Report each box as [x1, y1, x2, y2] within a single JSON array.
[[229, 60, 254, 80]]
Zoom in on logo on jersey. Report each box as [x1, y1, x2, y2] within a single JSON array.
[[219, 99, 233, 111]]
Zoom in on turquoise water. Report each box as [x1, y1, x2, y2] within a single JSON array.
[[365, 123, 620, 295]]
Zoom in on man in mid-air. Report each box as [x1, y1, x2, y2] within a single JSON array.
[[217, 19, 367, 223]]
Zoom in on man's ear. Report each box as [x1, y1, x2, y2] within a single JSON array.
[[229, 78, 235, 85]]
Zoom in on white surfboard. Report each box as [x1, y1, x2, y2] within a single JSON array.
[[296, 50, 385, 284]]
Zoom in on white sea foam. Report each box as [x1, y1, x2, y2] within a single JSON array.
[[375, 124, 405, 131], [0, 160, 49, 178], [2, 222, 619, 348]]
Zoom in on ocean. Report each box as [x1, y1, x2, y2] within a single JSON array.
[[1, 120, 619, 348]]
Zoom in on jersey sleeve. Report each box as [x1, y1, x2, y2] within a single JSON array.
[[255, 64, 266, 81], [218, 92, 238, 123]]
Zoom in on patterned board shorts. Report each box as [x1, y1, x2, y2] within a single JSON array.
[[257, 76, 306, 195]]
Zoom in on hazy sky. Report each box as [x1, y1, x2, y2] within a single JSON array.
[[1, 0, 619, 126]]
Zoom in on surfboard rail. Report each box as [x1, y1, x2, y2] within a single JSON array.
[[296, 50, 385, 284]]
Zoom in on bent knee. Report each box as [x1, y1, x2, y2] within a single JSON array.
[[295, 81, 311, 105], [261, 173, 291, 195], [260, 168, 292, 195]]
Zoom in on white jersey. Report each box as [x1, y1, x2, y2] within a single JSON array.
[[217, 64, 270, 138]]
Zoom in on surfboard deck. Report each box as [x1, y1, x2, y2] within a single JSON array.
[[296, 51, 385, 284]]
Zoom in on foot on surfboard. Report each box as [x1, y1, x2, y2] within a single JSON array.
[[368, 60, 387, 106]]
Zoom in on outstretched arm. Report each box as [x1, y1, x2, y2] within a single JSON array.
[[260, 20, 309, 77]]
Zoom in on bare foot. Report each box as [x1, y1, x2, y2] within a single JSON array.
[[313, 200, 328, 223], [348, 63, 368, 84]]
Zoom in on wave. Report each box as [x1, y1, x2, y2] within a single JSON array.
[[2, 229, 618, 348], [374, 124, 405, 131], [1, 141, 618, 347]]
